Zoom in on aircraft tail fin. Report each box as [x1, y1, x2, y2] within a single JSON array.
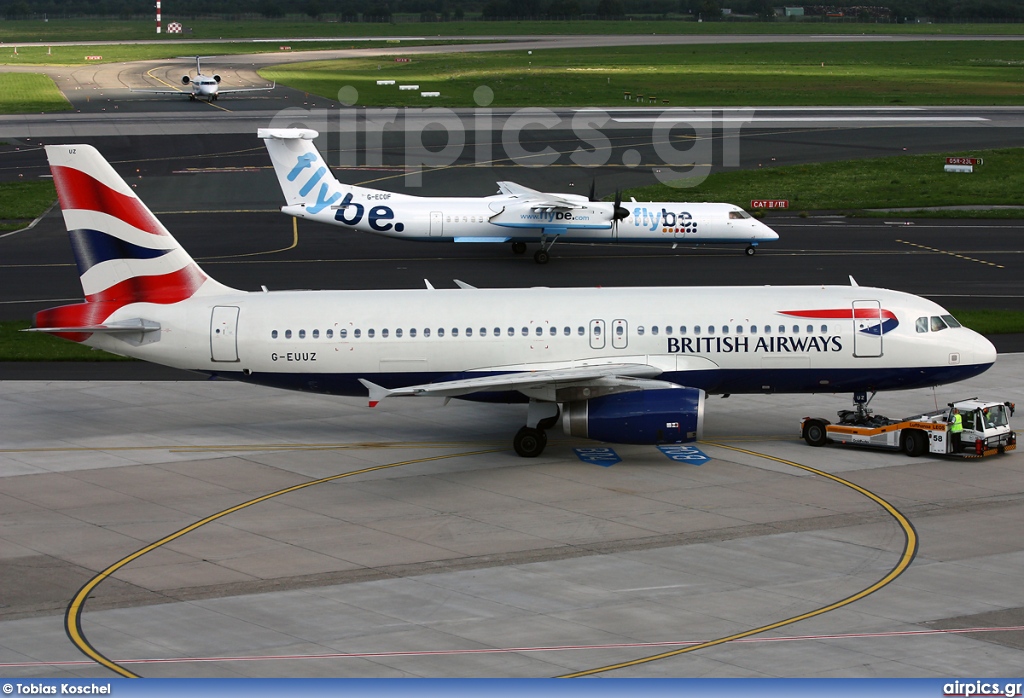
[[37, 144, 234, 340], [260, 128, 348, 212]]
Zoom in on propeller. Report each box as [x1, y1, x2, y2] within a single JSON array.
[[612, 190, 629, 234], [592, 181, 630, 232], [613, 190, 629, 220]]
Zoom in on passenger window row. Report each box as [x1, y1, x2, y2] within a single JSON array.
[[270, 323, 834, 340], [271, 326, 590, 340], [638, 324, 829, 336]]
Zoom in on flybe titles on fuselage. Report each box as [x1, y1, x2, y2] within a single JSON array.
[[667, 334, 844, 354], [287, 152, 406, 232], [632, 207, 698, 233]]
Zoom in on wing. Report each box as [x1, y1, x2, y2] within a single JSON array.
[[495, 181, 589, 210], [359, 362, 671, 407], [216, 83, 276, 94], [130, 88, 189, 95]]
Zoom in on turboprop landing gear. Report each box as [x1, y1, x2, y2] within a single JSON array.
[[511, 242, 527, 255], [745, 245, 757, 256], [514, 400, 560, 457], [533, 235, 558, 264]]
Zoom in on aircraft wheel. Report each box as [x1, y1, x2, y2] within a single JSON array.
[[534, 249, 550, 265], [803, 420, 829, 447], [511, 242, 527, 255], [514, 427, 547, 458], [902, 429, 926, 457], [745, 245, 756, 256], [189, 94, 196, 101]]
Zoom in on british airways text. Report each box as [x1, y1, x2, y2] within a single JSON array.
[[668, 335, 843, 354]]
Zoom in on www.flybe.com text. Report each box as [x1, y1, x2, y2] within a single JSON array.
[[667, 335, 844, 354], [519, 211, 591, 223]]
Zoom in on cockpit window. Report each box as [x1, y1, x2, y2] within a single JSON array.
[[916, 317, 929, 333], [942, 314, 962, 328], [930, 316, 948, 332], [729, 210, 752, 219]]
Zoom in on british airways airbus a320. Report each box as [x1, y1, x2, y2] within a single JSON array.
[[260, 129, 779, 263], [32, 144, 995, 457]]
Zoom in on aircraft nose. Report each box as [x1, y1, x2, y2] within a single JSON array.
[[758, 221, 780, 240], [970, 330, 997, 366]]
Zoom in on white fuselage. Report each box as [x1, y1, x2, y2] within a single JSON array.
[[284, 192, 776, 246], [190, 76, 219, 99], [87, 284, 995, 401]]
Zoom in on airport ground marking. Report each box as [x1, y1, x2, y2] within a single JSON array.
[[558, 441, 918, 678], [0, 440, 501, 455], [11, 624, 1024, 670], [64, 446, 503, 679], [144, 67, 180, 92], [897, 239, 1004, 269]]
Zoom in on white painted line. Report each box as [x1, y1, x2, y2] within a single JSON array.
[[612, 116, 989, 123]]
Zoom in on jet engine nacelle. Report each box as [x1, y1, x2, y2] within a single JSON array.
[[563, 387, 705, 445], [213, 74, 221, 84], [181, 75, 191, 85]]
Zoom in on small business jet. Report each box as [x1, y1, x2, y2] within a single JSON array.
[[131, 57, 275, 102], [32, 143, 995, 457], [261, 129, 779, 263]]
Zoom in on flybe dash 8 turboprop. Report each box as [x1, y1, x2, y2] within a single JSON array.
[[131, 57, 275, 102], [261, 129, 779, 263], [32, 143, 995, 457]]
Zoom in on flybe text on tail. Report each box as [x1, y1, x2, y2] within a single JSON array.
[[289, 151, 408, 232], [287, 152, 340, 214]]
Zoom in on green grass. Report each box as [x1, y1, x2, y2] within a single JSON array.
[[0, 73, 70, 114], [0, 321, 134, 361], [0, 39, 481, 66], [4, 18, 1024, 43], [0, 181, 57, 231], [260, 41, 1024, 108], [622, 148, 1024, 213], [950, 310, 1024, 335]]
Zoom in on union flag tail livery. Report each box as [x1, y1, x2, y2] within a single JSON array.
[[34, 143, 996, 458], [34, 145, 234, 341]]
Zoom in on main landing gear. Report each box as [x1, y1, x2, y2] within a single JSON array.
[[510, 238, 557, 264], [514, 400, 561, 457]]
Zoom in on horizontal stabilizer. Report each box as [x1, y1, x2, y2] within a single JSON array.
[[258, 128, 319, 140], [25, 318, 161, 335]]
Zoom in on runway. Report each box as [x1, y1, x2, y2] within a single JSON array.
[[1, 38, 1023, 678]]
